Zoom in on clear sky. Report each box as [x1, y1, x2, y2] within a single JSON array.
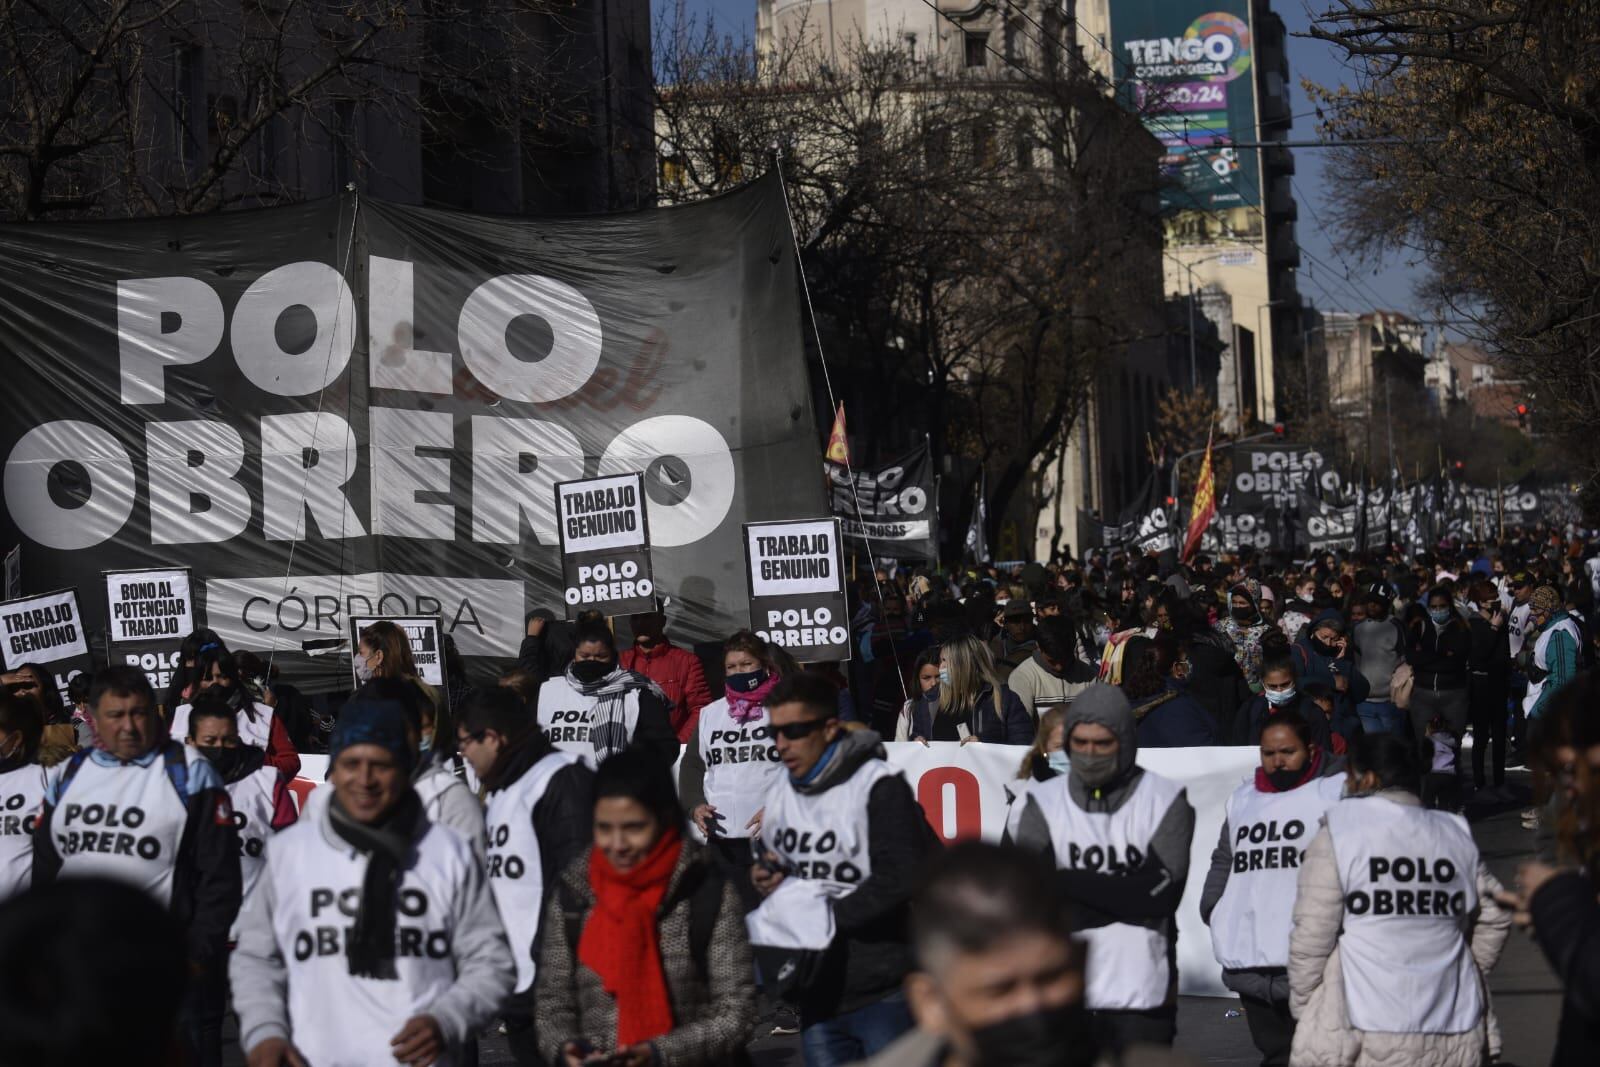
[[669, 0, 1429, 320]]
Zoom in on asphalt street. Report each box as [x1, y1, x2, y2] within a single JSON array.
[[223, 772, 1564, 1067]]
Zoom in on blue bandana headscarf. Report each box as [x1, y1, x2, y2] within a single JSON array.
[[328, 700, 414, 774]]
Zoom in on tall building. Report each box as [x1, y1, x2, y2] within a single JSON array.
[[4, 1, 655, 220], [1092, 0, 1302, 428]]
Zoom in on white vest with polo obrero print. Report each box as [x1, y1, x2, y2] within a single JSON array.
[[264, 814, 474, 1066], [1028, 770, 1186, 1011], [1324, 795, 1483, 1034]]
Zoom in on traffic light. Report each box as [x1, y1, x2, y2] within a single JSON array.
[[1515, 402, 1529, 430], [1272, 421, 1286, 437], [1452, 460, 1465, 472]]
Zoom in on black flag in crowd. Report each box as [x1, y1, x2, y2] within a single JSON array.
[[0, 176, 823, 690]]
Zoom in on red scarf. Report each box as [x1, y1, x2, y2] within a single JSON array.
[[578, 828, 683, 1048]]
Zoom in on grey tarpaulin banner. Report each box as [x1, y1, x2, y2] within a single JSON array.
[[0, 176, 822, 691], [825, 443, 936, 560]]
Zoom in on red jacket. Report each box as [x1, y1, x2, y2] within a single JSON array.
[[619, 639, 711, 742]]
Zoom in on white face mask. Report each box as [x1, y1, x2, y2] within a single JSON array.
[[354, 657, 376, 684]]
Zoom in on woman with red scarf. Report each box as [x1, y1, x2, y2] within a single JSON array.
[[677, 631, 787, 910], [1199, 711, 1347, 1067], [536, 749, 757, 1066]]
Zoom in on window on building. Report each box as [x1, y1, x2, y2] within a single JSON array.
[[172, 43, 202, 171], [332, 100, 357, 190], [924, 124, 952, 172], [659, 149, 685, 189], [972, 122, 998, 168], [964, 32, 989, 68], [712, 130, 742, 183]]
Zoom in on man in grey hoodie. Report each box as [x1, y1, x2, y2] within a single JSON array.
[[1011, 684, 1195, 1049]]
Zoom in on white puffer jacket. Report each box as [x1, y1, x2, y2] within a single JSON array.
[[1287, 790, 1512, 1067]]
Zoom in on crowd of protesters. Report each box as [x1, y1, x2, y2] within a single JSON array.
[[0, 527, 1596, 1067]]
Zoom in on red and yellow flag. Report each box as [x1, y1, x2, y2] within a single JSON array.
[[825, 401, 850, 465], [1183, 434, 1216, 561]]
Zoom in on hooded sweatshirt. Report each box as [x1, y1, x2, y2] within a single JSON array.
[[1012, 686, 1196, 943]]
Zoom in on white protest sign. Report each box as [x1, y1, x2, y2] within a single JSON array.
[[553, 472, 655, 618], [744, 519, 849, 661], [104, 567, 194, 644], [746, 519, 842, 597], [0, 587, 89, 669], [350, 615, 445, 688]]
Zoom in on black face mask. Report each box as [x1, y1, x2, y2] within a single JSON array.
[[1309, 636, 1339, 656], [199, 744, 246, 781], [725, 669, 769, 693], [1266, 766, 1305, 792], [570, 659, 613, 686], [969, 1000, 1097, 1067], [1230, 605, 1255, 622]]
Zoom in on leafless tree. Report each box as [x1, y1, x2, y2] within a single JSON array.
[[654, 9, 1165, 548], [0, 0, 602, 219]]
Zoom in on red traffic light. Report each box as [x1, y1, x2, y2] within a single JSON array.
[[1515, 403, 1528, 416], [1271, 422, 1286, 436], [1452, 460, 1464, 471], [1164, 496, 1177, 507]]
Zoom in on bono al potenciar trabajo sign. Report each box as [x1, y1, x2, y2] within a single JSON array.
[[743, 518, 849, 662], [104, 567, 194, 644], [553, 471, 655, 619]]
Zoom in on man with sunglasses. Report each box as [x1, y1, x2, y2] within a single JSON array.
[[752, 672, 938, 1067]]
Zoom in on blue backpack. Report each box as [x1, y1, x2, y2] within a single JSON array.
[[55, 740, 190, 804]]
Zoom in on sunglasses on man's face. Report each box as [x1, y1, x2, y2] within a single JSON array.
[[772, 718, 832, 741]]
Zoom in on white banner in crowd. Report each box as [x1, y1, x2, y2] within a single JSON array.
[[294, 741, 1258, 996]]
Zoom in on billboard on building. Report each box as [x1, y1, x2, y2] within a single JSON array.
[[1110, 1, 1261, 213]]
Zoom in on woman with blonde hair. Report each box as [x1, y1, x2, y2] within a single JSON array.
[[910, 633, 1033, 744], [1017, 705, 1070, 781]]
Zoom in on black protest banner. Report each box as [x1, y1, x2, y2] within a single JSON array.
[[1200, 509, 1278, 554], [350, 615, 444, 689], [825, 444, 936, 560], [1297, 498, 1360, 553], [1231, 444, 1342, 509], [0, 176, 822, 692], [0, 587, 93, 708], [744, 519, 849, 662], [1083, 476, 1174, 555], [553, 472, 655, 619]]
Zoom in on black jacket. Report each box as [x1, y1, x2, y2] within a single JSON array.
[[1184, 635, 1252, 744], [1467, 614, 1511, 687], [1530, 870, 1600, 1066], [486, 732, 595, 1012], [33, 745, 242, 975], [1404, 609, 1471, 689], [788, 733, 940, 1019]]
